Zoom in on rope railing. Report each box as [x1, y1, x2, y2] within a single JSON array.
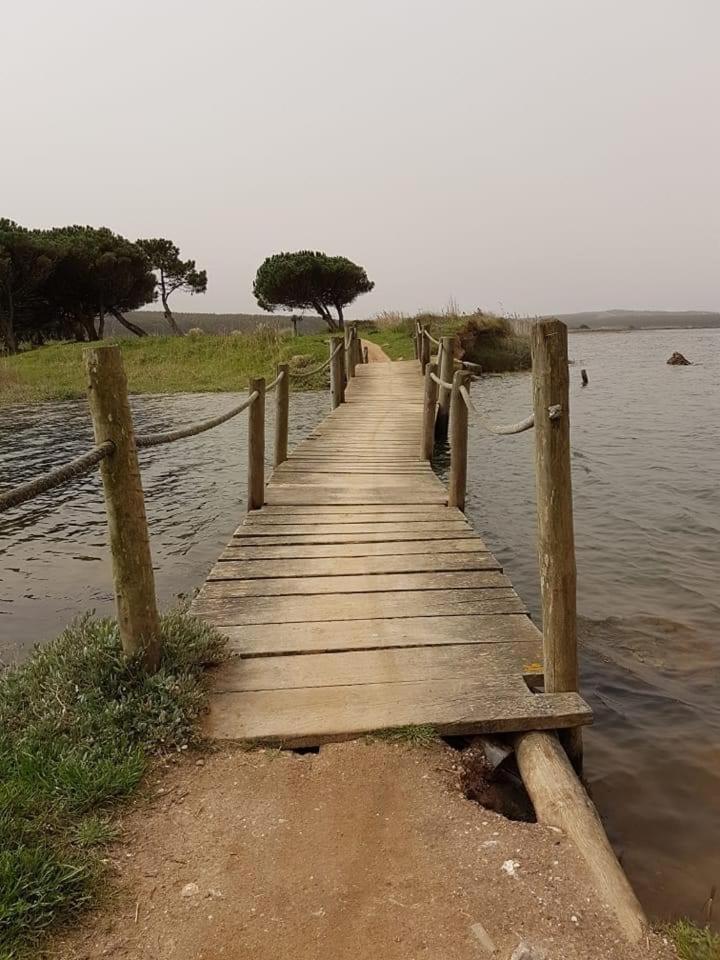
[[264, 369, 286, 393], [424, 329, 440, 346], [289, 340, 344, 379], [0, 441, 114, 514], [135, 391, 260, 449], [458, 385, 535, 435], [430, 371, 454, 391]]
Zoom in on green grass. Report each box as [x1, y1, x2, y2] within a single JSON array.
[[666, 920, 720, 960], [0, 608, 226, 958], [368, 724, 438, 746], [0, 327, 333, 407]]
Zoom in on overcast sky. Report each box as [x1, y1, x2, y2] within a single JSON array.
[[3, 0, 719, 317]]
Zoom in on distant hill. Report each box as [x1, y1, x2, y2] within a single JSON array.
[[108, 311, 328, 338], [549, 310, 720, 331]]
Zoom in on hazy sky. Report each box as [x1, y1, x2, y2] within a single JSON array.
[[3, 0, 719, 317]]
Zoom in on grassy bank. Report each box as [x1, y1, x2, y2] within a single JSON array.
[[0, 328, 332, 407], [360, 310, 532, 371], [0, 610, 226, 958]]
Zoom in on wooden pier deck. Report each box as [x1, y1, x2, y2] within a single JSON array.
[[193, 360, 591, 746]]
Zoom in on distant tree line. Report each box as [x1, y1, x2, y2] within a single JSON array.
[[0, 221, 206, 353]]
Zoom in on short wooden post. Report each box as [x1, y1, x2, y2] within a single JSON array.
[[247, 376, 266, 511], [421, 362, 439, 460], [84, 345, 161, 671], [530, 319, 582, 769], [434, 335, 455, 442], [344, 327, 356, 380], [273, 364, 289, 467], [413, 324, 420, 360], [363, 345, 369, 364], [330, 336, 345, 408], [448, 369, 471, 509], [353, 328, 362, 368]]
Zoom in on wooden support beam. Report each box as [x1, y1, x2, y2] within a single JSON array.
[[516, 731, 647, 943], [530, 319, 581, 768], [247, 376, 265, 511], [84, 345, 161, 671], [273, 364, 289, 467], [330, 336, 345, 408]]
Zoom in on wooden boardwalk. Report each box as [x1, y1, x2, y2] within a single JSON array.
[[193, 360, 591, 746]]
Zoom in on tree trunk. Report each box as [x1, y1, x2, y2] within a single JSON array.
[[81, 315, 100, 341], [335, 303, 345, 329], [110, 308, 148, 337], [98, 307, 106, 339], [161, 296, 183, 336], [0, 294, 18, 354]]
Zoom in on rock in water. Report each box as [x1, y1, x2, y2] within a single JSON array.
[[667, 351, 691, 365]]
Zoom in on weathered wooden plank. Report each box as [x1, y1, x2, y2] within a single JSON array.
[[218, 612, 542, 656], [264, 489, 447, 506], [243, 508, 466, 525], [200, 569, 509, 598], [248, 504, 462, 516], [233, 521, 471, 537], [215, 642, 543, 692], [231, 530, 480, 546], [209, 551, 499, 580], [192, 588, 527, 625], [205, 684, 592, 745], [220, 537, 490, 560]]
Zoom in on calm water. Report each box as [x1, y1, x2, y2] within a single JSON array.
[[442, 328, 720, 925], [1, 328, 718, 924]]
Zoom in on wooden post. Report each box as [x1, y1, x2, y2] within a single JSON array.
[[413, 322, 420, 359], [330, 336, 345, 408], [363, 345, 369, 364], [434, 336, 455, 442], [84, 346, 161, 671], [273, 364, 289, 467], [421, 362, 439, 460], [448, 369, 471, 510], [420, 326, 431, 374], [344, 326, 355, 380], [247, 376, 265, 511], [353, 328, 362, 368], [530, 319, 581, 768]]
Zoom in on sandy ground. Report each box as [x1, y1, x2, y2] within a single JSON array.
[[55, 741, 674, 960], [361, 339, 393, 363]]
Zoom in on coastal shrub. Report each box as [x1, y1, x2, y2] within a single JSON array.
[[666, 920, 720, 960], [0, 608, 226, 957]]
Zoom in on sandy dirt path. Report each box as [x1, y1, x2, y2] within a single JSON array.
[[361, 339, 393, 362], [55, 741, 673, 960]]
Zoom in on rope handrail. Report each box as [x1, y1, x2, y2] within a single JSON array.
[[289, 340, 343, 379], [265, 369, 285, 393], [459, 385, 535, 435], [0, 441, 115, 514], [136, 391, 260, 449], [430, 371, 454, 391], [455, 358, 482, 371], [424, 329, 440, 346]]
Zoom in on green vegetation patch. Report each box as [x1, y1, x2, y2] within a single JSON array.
[[666, 920, 720, 960], [368, 724, 438, 746], [0, 609, 226, 957], [0, 328, 333, 407]]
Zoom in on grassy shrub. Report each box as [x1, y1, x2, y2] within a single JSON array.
[[666, 920, 720, 960], [0, 609, 226, 957]]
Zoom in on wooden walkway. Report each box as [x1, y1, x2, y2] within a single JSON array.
[[193, 360, 591, 746]]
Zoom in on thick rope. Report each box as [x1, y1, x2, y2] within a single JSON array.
[[264, 369, 285, 394], [136, 391, 260, 449], [424, 329, 440, 346], [459, 385, 535, 434], [290, 341, 343, 379], [0, 442, 114, 514], [430, 371, 454, 391]]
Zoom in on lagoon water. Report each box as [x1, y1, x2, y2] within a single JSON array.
[[1, 327, 718, 924]]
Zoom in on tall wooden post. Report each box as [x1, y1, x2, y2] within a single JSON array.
[[413, 324, 420, 360], [530, 319, 582, 769], [330, 336, 345, 409], [420, 326, 431, 373], [434, 336, 455, 442], [353, 327, 362, 368], [421, 362, 439, 460], [84, 346, 161, 671], [273, 364, 289, 467], [448, 370, 471, 510], [344, 327, 356, 380], [247, 376, 266, 511]]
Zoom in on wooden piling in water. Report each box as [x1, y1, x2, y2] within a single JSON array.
[[273, 364, 289, 467], [434, 336, 455, 442], [247, 376, 265, 511], [530, 319, 582, 768], [84, 345, 161, 671], [448, 369, 471, 510]]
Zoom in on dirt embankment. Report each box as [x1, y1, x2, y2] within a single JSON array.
[[55, 741, 674, 960]]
